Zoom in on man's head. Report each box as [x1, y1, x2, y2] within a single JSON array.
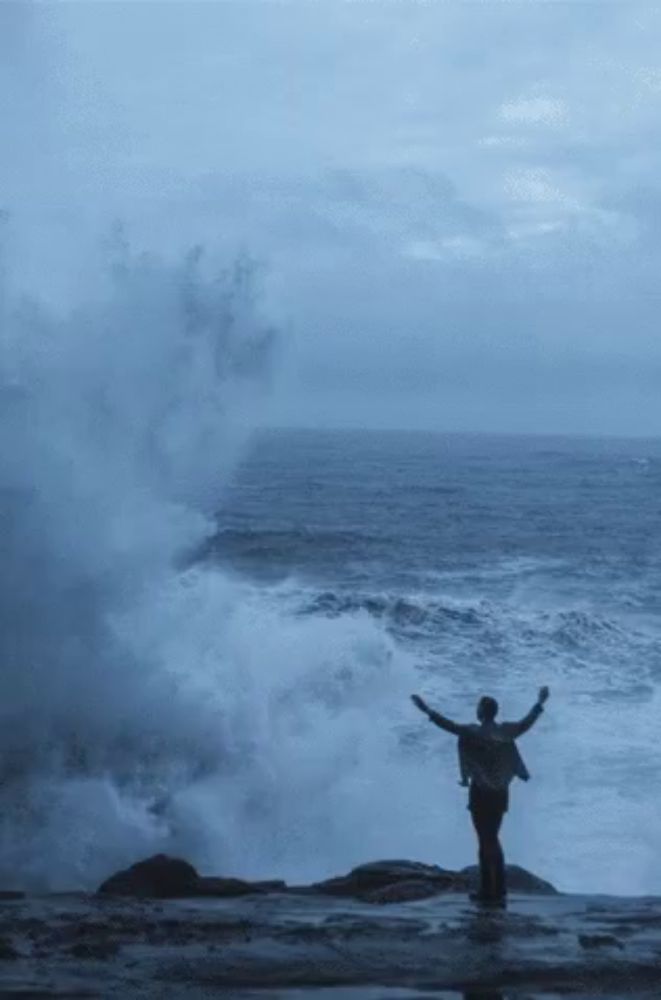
[[477, 695, 498, 723]]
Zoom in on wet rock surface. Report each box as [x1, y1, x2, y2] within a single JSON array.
[[0, 860, 660, 997]]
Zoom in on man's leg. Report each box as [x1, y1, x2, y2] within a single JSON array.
[[484, 810, 506, 899], [470, 806, 506, 900], [470, 808, 493, 897]]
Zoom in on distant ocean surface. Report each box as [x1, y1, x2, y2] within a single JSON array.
[[209, 429, 661, 895]]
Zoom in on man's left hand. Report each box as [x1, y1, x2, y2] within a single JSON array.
[[411, 694, 429, 715]]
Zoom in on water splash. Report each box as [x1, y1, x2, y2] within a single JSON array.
[[0, 234, 281, 888]]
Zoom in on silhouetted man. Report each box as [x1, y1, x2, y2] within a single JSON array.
[[411, 686, 549, 904]]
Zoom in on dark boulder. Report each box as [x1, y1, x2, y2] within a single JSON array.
[[97, 855, 288, 899], [0, 938, 19, 960], [459, 863, 558, 895], [310, 860, 460, 900], [97, 854, 199, 898]]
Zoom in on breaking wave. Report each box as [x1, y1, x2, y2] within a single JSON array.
[[0, 234, 427, 892]]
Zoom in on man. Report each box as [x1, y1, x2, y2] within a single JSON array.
[[411, 686, 550, 904]]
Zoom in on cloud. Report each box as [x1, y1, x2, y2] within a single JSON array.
[[504, 168, 577, 207], [499, 97, 568, 127], [7, 1, 661, 434], [404, 235, 487, 262]]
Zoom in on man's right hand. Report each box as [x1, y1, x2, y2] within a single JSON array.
[[538, 685, 550, 705], [411, 694, 429, 715]]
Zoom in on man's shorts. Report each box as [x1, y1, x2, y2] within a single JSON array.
[[468, 782, 509, 815]]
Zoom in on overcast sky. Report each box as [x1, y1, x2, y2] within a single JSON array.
[[4, 1, 661, 436]]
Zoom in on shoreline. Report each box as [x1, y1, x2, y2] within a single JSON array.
[[2, 890, 660, 998], [2, 858, 660, 998]]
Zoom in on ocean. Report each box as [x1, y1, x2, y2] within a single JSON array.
[[2, 250, 660, 897], [207, 428, 661, 895]]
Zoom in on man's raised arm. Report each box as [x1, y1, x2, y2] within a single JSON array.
[[507, 686, 550, 738], [411, 694, 466, 736]]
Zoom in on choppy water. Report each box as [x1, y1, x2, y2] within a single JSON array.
[[2, 254, 660, 898], [209, 429, 661, 895]]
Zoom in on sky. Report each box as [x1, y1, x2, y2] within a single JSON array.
[[3, 1, 661, 436]]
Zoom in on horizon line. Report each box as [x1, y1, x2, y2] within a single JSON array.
[[256, 423, 661, 444]]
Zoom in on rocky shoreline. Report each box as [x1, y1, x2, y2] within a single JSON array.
[[1, 856, 660, 998]]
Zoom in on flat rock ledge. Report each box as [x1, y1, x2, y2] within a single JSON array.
[[97, 854, 558, 902], [2, 871, 661, 998]]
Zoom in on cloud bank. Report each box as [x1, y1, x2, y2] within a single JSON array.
[[4, 1, 661, 435]]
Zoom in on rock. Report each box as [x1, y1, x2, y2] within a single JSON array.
[[97, 854, 199, 898], [196, 877, 285, 897], [362, 878, 453, 904], [459, 864, 558, 896], [310, 860, 460, 900], [253, 879, 288, 892], [97, 855, 288, 899], [0, 937, 19, 960], [579, 933, 624, 950], [309, 859, 555, 903], [97, 854, 555, 904], [69, 940, 121, 960]]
